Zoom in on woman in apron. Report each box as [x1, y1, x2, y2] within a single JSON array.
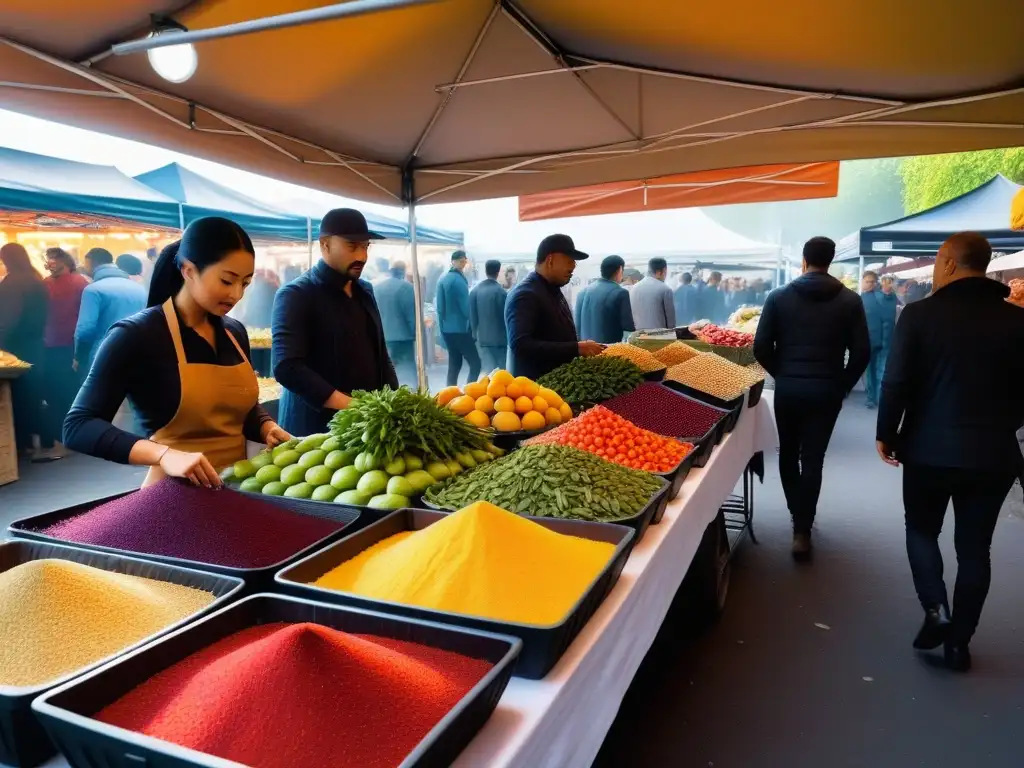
[[63, 217, 290, 487]]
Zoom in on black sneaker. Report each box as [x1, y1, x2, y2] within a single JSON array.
[[792, 534, 812, 562], [944, 642, 972, 672], [913, 605, 951, 650]]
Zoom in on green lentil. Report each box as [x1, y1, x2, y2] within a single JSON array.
[[538, 357, 645, 410], [424, 444, 662, 522]]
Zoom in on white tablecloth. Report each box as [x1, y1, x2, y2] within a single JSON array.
[[454, 400, 777, 768]]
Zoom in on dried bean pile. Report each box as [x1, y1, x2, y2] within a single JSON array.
[[537, 356, 644, 410], [600, 343, 666, 373], [603, 383, 724, 438], [425, 444, 662, 523], [665, 353, 763, 401], [40, 480, 345, 568], [652, 341, 701, 366]]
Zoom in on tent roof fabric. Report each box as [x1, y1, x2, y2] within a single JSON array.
[[0, 1, 1022, 205], [0, 146, 181, 229], [518, 162, 840, 221], [860, 175, 1024, 256]]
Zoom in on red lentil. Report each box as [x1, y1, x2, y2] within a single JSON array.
[[97, 622, 492, 768], [603, 383, 723, 438]]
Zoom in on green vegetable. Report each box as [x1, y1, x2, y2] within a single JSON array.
[[445, 459, 463, 476], [387, 475, 415, 497], [272, 439, 299, 458], [273, 450, 300, 468], [261, 481, 288, 496], [312, 485, 341, 502], [250, 452, 273, 470], [284, 482, 314, 499], [538, 356, 645, 410], [470, 449, 492, 464], [320, 436, 342, 453], [280, 464, 306, 486], [425, 462, 451, 481], [336, 489, 373, 506], [220, 467, 237, 484], [296, 434, 329, 453], [329, 386, 492, 464], [357, 470, 389, 496], [305, 465, 333, 487], [454, 451, 477, 469], [239, 477, 264, 493], [403, 452, 424, 471], [383, 456, 406, 476], [233, 460, 256, 480], [297, 450, 327, 470], [425, 444, 662, 523], [330, 466, 362, 491], [354, 451, 380, 473], [404, 469, 437, 492], [254, 465, 282, 484], [323, 450, 350, 471], [368, 493, 410, 510]]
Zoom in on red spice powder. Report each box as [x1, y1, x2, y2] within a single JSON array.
[[97, 622, 493, 768], [40, 481, 344, 568]]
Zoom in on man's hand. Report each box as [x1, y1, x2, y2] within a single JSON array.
[[261, 422, 292, 448], [578, 341, 604, 357], [876, 440, 899, 467], [325, 390, 353, 410]]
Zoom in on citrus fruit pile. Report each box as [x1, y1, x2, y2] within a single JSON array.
[[437, 370, 571, 433], [223, 433, 502, 509], [525, 405, 693, 473]]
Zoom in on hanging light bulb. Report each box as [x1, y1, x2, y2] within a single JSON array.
[[146, 28, 198, 84]]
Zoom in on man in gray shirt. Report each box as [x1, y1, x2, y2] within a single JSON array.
[[631, 257, 676, 330]]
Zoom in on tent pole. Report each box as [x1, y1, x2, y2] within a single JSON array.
[[177, 203, 185, 231], [858, 253, 865, 290], [404, 169, 429, 392], [306, 217, 313, 269]]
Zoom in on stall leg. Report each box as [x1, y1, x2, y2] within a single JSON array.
[[404, 171, 429, 392]]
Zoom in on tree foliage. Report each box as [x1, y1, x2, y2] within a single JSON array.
[[900, 149, 1024, 214]]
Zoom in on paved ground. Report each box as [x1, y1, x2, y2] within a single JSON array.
[[2, 394, 1021, 768], [597, 395, 1024, 768]]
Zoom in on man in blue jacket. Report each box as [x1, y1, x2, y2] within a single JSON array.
[[374, 260, 417, 387], [861, 271, 899, 408], [273, 208, 398, 437], [673, 272, 698, 326], [574, 255, 634, 344], [435, 250, 480, 386], [469, 259, 508, 373], [74, 248, 146, 372]]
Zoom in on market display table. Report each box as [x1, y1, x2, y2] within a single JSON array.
[[453, 400, 777, 768]]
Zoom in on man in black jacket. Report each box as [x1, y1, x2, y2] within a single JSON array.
[[754, 237, 870, 560], [877, 232, 1024, 671]]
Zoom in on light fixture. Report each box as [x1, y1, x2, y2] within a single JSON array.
[[146, 28, 198, 84]]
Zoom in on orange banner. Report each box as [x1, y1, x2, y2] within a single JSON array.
[[518, 162, 840, 222]]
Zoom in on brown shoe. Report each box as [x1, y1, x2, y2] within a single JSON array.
[[792, 534, 812, 562]]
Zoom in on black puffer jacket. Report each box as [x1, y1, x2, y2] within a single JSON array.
[[753, 271, 870, 400]]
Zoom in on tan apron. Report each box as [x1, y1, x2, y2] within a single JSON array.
[[143, 299, 259, 487]]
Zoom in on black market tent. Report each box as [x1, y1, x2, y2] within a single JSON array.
[[135, 162, 464, 245], [859, 174, 1024, 258], [0, 146, 180, 230]]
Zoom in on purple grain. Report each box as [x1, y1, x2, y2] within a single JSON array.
[[40, 480, 344, 568], [603, 383, 723, 439]]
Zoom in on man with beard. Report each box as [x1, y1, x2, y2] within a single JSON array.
[[505, 234, 603, 380], [272, 208, 398, 436]]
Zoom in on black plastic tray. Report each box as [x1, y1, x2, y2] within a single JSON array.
[[642, 367, 667, 382], [423, 474, 668, 546], [661, 380, 743, 434], [747, 378, 765, 408], [0, 541, 243, 768], [7, 489, 360, 590], [275, 509, 634, 679], [652, 447, 697, 521], [32, 594, 521, 768]]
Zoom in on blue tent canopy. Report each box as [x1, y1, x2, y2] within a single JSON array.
[[860, 175, 1024, 257], [0, 147, 181, 229], [137, 162, 464, 246]]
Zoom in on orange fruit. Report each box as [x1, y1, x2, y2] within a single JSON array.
[[521, 410, 546, 431], [532, 395, 549, 413], [538, 387, 562, 408], [436, 386, 462, 406], [514, 396, 534, 414], [474, 395, 495, 414], [559, 402, 573, 421], [494, 396, 516, 413], [465, 409, 491, 429], [486, 380, 506, 399], [516, 377, 539, 398], [449, 395, 476, 416], [491, 411, 522, 432], [545, 407, 563, 426], [491, 369, 514, 387], [505, 380, 524, 399], [464, 380, 487, 399]]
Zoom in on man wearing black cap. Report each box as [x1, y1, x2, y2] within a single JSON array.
[[504, 234, 603, 380], [272, 208, 399, 437]]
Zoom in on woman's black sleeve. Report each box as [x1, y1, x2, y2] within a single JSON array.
[[63, 324, 144, 464], [231, 321, 274, 442]]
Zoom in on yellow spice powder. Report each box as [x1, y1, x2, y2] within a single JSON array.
[[0, 560, 215, 688], [313, 501, 616, 626]]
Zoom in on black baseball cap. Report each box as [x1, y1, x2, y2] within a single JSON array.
[[536, 233, 589, 262], [318, 208, 384, 241]]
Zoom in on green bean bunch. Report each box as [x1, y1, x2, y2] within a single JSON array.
[[538, 356, 645, 410], [329, 386, 492, 462]]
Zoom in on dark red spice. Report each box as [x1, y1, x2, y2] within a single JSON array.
[[603, 383, 723, 439], [97, 622, 492, 768], [40, 481, 344, 568]]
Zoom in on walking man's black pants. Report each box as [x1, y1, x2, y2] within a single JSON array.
[[773, 394, 842, 535], [441, 333, 481, 387], [903, 464, 1015, 645]]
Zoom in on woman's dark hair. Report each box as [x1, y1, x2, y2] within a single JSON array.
[[148, 217, 255, 307], [0, 243, 42, 281], [45, 247, 78, 273]]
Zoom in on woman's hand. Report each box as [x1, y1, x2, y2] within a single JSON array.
[[159, 448, 222, 488], [261, 422, 292, 448]]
